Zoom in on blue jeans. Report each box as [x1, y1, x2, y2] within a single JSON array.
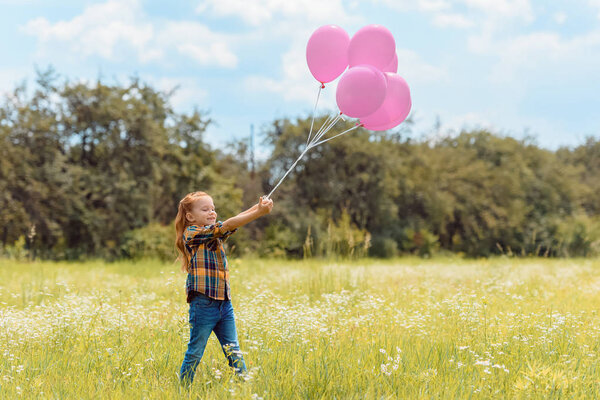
[[179, 292, 247, 384]]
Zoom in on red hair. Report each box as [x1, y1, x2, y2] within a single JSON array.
[[174, 191, 211, 273]]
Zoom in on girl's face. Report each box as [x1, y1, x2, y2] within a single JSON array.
[[186, 196, 217, 226]]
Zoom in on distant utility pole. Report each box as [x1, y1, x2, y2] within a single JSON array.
[[250, 124, 255, 178]]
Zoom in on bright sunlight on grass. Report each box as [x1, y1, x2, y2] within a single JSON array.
[[1, 257, 599, 398]]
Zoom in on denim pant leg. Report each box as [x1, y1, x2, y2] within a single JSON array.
[[179, 296, 220, 384], [213, 300, 247, 375]]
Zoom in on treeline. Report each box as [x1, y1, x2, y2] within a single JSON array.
[[1, 69, 599, 260]]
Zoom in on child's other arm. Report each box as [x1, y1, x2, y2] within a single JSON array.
[[221, 197, 273, 231]]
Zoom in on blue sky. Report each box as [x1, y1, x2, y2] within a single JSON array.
[[1, 0, 599, 154]]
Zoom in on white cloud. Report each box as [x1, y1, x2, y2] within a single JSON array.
[[472, 30, 600, 83], [432, 13, 474, 28], [377, 0, 533, 29], [244, 39, 333, 107], [205, 0, 357, 109], [196, 0, 356, 26], [553, 11, 567, 25], [459, 0, 534, 23], [0, 68, 28, 97], [153, 77, 210, 111], [196, 0, 273, 26], [22, 0, 153, 60], [21, 0, 238, 68], [591, 0, 600, 19], [418, 0, 453, 12], [0, 0, 42, 3], [159, 22, 238, 68], [395, 49, 447, 84], [375, 0, 451, 13]]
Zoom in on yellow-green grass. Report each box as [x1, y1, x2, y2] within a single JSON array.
[[1, 256, 599, 399]]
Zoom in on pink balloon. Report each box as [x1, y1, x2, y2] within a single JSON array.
[[348, 25, 396, 70], [360, 73, 411, 131], [336, 65, 387, 118], [382, 53, 398, 73], [306, 25, 350, 84]]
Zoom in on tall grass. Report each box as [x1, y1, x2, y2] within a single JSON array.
[[1, 256, 600, 398]]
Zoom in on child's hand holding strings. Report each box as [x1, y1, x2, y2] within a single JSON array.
[[257, 196, 274, 216]]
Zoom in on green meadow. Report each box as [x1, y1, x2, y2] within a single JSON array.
[[1, 257, 599, 399]]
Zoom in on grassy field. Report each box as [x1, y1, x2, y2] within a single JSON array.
[[1, 256, 600, 399]]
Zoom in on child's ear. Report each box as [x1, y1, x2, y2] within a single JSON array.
[[185, 212, 195, 222]]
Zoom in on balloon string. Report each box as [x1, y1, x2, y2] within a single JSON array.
[[305, 85, 323, 147], [309, 113, 334, 146], [314, 115, 339, 143], [310, 113, 342, 146], [266, 113, 354, 200], [310, 113, 334, 144], [265, 146, 310, 200], [310, 124, 362, 148]]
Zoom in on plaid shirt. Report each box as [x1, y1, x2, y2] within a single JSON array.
[[183, 221, 237, 302]]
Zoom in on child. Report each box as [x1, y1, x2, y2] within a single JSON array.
[[175, 191, 273, 385]]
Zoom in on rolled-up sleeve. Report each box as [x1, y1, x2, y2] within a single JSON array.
[[184, 221, 237, 247]]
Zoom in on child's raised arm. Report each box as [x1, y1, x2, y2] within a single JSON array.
[[238, 203, 259, 216], [221, 196, 273, 232]]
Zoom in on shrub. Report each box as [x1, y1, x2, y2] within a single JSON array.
[[120, 222, 176, 262], [554, 214, 600, 257], [369, 236, 399, 258]]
